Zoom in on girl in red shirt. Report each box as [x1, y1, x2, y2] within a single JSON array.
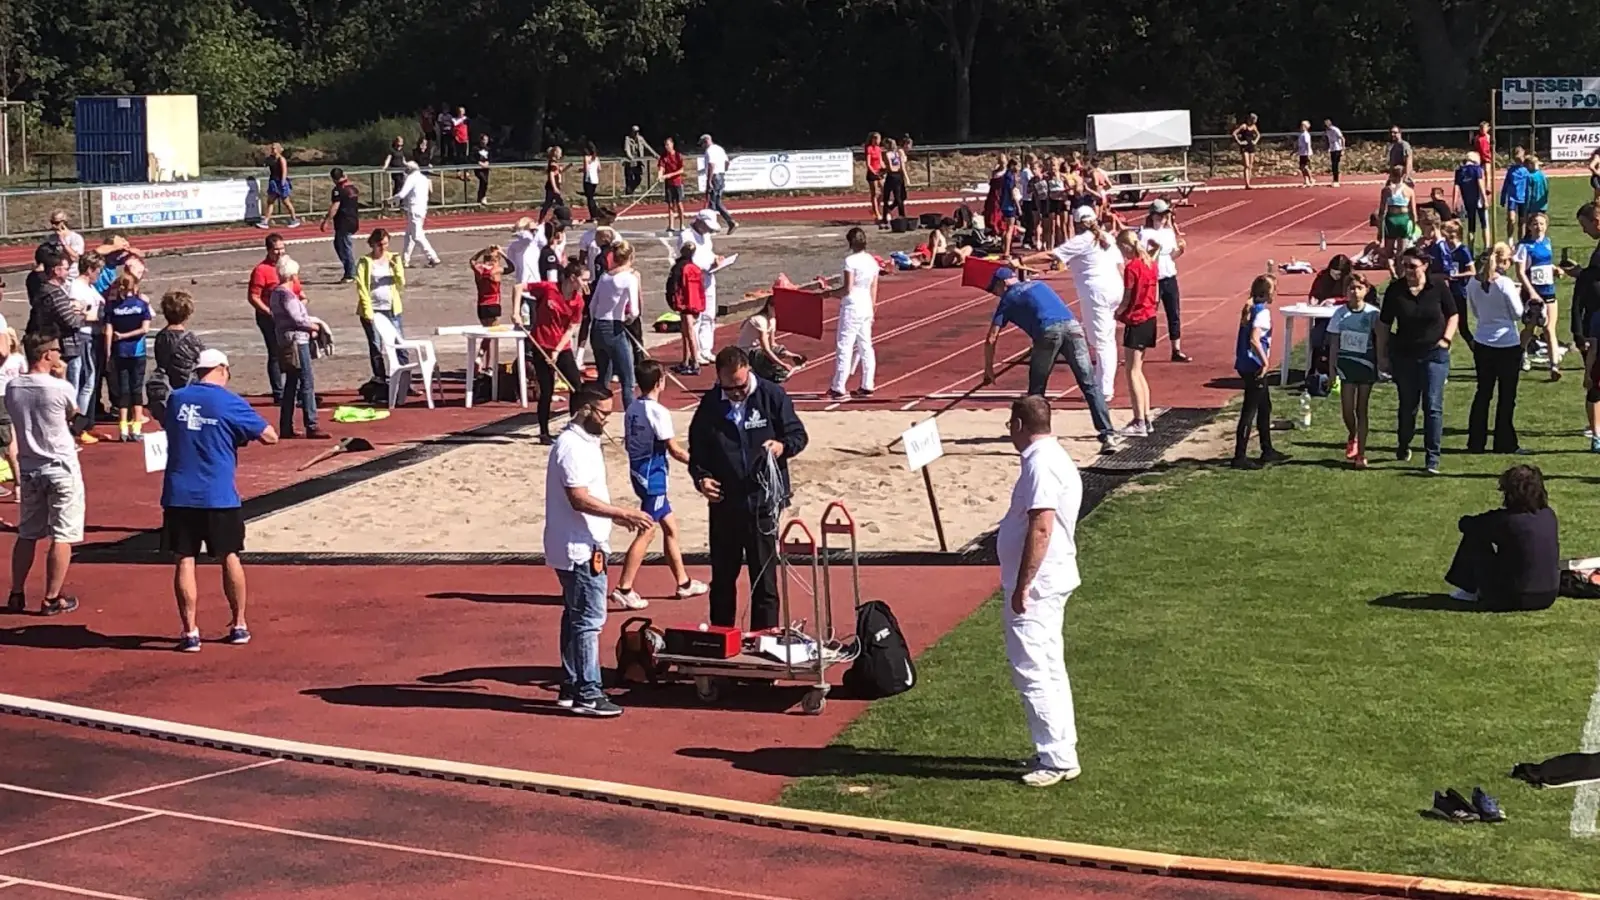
[[864, 133, 884, 226], [1115, 229, 1161, 437], [470, 245, 508, 326], [526, 258, 588, 443], [666, 242, 707, 374]]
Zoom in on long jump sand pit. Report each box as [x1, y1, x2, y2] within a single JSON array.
[[246, 407, 1139, 556]]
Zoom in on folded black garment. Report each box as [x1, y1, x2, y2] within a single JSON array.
[[1511, 752, 1600, 788]]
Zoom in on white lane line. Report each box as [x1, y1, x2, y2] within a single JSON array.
[[98, 758, 284, 801], [1570, 653, 1600, 838], [0, 876, 149, 899], [0, 813, 162, 857], [0, 782, 804, 900]]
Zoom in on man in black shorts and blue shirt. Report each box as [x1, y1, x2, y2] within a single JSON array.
[[160, 350, 278, 652]]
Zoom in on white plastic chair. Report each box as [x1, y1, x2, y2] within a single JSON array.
[[370, 314, 437, 409]]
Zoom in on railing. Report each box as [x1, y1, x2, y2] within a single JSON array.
[[1, 119, 1596, 242]]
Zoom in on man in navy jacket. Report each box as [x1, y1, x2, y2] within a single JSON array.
[[688, 347, 809, 630]]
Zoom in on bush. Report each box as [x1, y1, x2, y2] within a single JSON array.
[[199, 130, 258, 168], [288, 117, 415, 167]]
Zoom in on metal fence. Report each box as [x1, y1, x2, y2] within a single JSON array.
[[0, 120, 1594, 242]]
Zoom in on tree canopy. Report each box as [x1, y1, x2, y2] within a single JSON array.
[[4, 0, 1598, 151]]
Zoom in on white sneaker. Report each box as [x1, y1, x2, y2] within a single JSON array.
[[610, 589, 648, 610], [1448, 587, 1478, 603], [1021, 766, 1081, 787], [675, 579, 709, 599], [1120, 421, 1149, 438]]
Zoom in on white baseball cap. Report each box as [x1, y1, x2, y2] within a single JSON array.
[[195, 349, 230, 371], [1072, 205, 1097, 223], [1150, 199, 1171, 214], [695, 209, 722, 231]]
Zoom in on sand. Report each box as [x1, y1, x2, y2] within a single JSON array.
[[246, 406, 1142, 556]]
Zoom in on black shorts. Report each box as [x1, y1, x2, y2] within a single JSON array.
[[162, 506, 246, 558], [1298, 155, 1311, 171], [1048, 198, 1065, 215], [477, 303, 502, 322], [664, 183, 684, 204], [866, 171, 882, 185], [1123, 318, 1158, 350], [113, 356, 147, 407]]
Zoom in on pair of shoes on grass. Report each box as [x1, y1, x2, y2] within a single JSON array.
[[1422, 787, 1505, 823]]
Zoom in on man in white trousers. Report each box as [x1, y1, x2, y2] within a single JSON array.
[[828, 226, 878, 399], [1028, 206, 1122, 403], [392, 161, 440, 269], [998, 395, 1083, 788], [679, 210, 721, 366]]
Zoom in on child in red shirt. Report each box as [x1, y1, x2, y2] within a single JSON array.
[[666, 243, 706, 374], [470, 245, 508, 326], [1115, 229, 1161, 436]]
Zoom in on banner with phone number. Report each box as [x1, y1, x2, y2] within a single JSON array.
[[696, 150, 854, 193]]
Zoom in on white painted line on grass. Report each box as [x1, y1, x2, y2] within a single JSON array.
[[1570, 652, 1600, 838]]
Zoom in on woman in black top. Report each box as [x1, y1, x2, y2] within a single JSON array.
[[1376, 248, 1459, 473], [1231, 113, 1261, 189], [1445, 464, 1559, 611]]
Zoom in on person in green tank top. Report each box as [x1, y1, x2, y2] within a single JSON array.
[[1327, 276, 1380, 468]]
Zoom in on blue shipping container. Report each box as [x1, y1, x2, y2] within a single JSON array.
[[75, 96, 148, 185]]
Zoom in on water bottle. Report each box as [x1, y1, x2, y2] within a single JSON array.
[[1266, 258, 1276, 274], [1299, 394, 1312, 428], [1318, 231, 1327, 252]]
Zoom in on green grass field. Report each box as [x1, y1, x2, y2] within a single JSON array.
[[780, 177, 1600, 891]]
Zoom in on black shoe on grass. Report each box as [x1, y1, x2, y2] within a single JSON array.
[[1259, 450, 1291, 465], [1471, 787, 1506, 822], [1230, 457, 1263, 471], [1422, 789, 1479, 822]]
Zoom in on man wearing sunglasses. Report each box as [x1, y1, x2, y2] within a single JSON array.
[[687, 346, 808, 631], [5, 331, 85, 616]]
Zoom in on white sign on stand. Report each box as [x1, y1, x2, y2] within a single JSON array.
[[900, 419, 944, 471], [143, 430, 168, 473], [1551, 125, 1600, 161], [696, 150, 854, 194], [1501, 77, 1600, 110]]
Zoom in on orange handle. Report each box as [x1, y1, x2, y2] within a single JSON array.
[[820, 501, 856, 536], [779, 519, 817, 552]]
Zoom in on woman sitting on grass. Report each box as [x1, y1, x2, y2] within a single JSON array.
[[1445, 464, 1558, 612], [1325, 276, 1379, 468]]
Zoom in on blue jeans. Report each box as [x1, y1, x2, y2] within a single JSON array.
[[1030, 321, 1114, 440], [333, 230, 356, 280], [556, 563, 608, 701], [279, 340, 318, 433], [256, 312, 284, 402], [65, 355, 91, 416], [706, 173, 735, 229], [591, 319, 635, 408], [1392, 345, 1449, 468]]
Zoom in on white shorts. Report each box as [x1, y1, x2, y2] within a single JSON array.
[[19, 463, 85, 544]]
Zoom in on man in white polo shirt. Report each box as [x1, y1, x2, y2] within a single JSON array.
[[679, 210, 724, 366], [543, 382, 654, 718], [699, 134, 737, 234], [997, 395, 1083, 787], [391, 160, 440, 268], [1027, 207, 1124, 403]]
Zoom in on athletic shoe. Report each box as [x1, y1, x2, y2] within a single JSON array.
[[1259, 450, 1291, 465], [1020, 765, 1081, 787], [1229, 457, 1263, 471], [675, 579, 710, 599], [177, 633, 202, 653], [40, 596, 78, 616], [1448, 587, 1477, 603], [570, 697, 623, 718], [850, 388, 874, 398], [556, 689, 575, 709], [1171, 351, 1192, 363], [254, 221, 270, 230], [6, 592, 24, 613], [286, 219, 302, 229], [1120, 421, 1148, 438], [1422, 789, 1478, 822], [1397, 448, 1413, 462], [1471, 787, 1506, 822], [1591, 436, 1600, 454], [223, 626, 251, 645], [1426, 464, 1442, 475], [1344, 438, 1359, 460], [1354, 455, 1369, 469], [825, 390, 847, 401], [1099, 436, 1121, 455], [1522, 356, 1532, 372], [610, 588, 648, 610]]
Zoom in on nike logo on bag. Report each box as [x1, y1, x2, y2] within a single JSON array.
[[904, 662, 915, 687]]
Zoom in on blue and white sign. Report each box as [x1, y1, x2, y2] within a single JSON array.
[[1501, 77, 1600, 111], [99, 180, 254, 229], [697, 150, 854, 194]]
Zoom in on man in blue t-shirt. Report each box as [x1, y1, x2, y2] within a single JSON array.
[[983, 267, 1118, 453], [1500, 148, 1530, 240], [159, 349, 278, 653]]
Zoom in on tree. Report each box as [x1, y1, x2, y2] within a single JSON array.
[[156, 8, 292, 132], [1404, 0, 1506, 124]]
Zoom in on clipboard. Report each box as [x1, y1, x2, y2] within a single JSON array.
[[708, 253, 738, 275]]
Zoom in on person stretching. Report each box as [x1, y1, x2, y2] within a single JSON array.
[[1022, 206, 1124, 405], [1114, 229, 1159, 437], [613, 359, 710, 610], [827, 227, 879, 400]]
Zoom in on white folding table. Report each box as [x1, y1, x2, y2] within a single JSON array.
[[435, 325, 529, 408]]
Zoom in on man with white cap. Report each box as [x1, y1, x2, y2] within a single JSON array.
[[159, 349, 278, 653], [679, 209, 724, 365], [699, 134, 737, 233], [1023, 206, 1123, 404], [391, 160, 440, 268]]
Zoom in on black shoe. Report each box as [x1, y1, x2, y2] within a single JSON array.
[[1422, 788, 1480, 822], [40, 596, 79, 617], [1171, 351, 1192, 363], [1397, 448, 1413, 462], [850, 388, 874, 398], [538, 433, 554, 446], [1259, 450, 1291, 465], [569, 696, 623, 718], [1471, 787, 1506, 822], [6, 592, 24, 614], [1230, 457, 1263, 470]]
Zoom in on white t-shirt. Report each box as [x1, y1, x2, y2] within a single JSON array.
[[1466, 275, 1525, 349], [68, 279, 103, 333], [584, 157, 601, 185], [842, 251, 879, 312], [703, 143, 729, 176], [738, 313, 773, 352], [1139, 226, 1179, 280], [1051, 231, 1124, 299], [56, 231, 85, 278], [1296, 131, 1313, 157], [543, 424, 611, 567], [0, 354, 25, 398], [590, 270, 640, 322], [679, 228, 717, 303], [508, 230, 540, 288], [996, 437, 1082, 601], [4, 373, 79, 473], [367, 256, 396, 312], [1325, 126, 1346, 153]]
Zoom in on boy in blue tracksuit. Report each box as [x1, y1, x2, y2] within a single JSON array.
[[687, 346, 808, 631]]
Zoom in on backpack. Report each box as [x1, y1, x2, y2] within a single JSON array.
[[613, 617, 671, 685], [842, 600, 916, 699]]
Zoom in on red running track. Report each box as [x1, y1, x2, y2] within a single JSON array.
[[0, 716, 1388, 900]]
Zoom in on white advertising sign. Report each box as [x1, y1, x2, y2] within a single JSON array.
[[1551, 125, 1600, 161], [100, 180, 254, 229], [900, 419, 944, 471], [697, 150, 854, 193], [1501, 77, 1600, 111]]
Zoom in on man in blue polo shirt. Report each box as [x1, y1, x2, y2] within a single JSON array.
[[160, 349, 278, 653], [983, 268, 1118, 453]]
